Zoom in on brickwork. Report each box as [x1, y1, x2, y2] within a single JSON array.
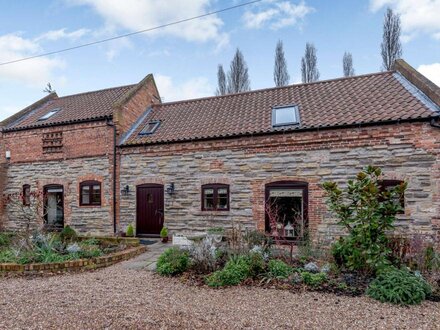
[[119, 122, 440, 243]]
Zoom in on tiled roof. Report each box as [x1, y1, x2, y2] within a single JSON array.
[[122, 71, 440, 146], [5, 84, 136, 131]]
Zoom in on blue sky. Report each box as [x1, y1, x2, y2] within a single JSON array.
[[0, 0, 439, 121]]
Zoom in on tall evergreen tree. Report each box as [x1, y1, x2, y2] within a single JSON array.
[[301, 43, 320, 83], [274, 40, 290, 87], [381, 7, 402, 71], [342, 52, 355, 77], [226, 48, 251, 94], [216, 64, 227, 96]]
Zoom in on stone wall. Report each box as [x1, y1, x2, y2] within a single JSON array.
[[119, 122, 440, 243], [3, 156, 114, 234]]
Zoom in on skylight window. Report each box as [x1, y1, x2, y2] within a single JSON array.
[[139, 120, 160, 135], [38, 108, 60, 121], [272, 105, 300, 127]]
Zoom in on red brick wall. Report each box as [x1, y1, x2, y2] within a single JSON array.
[[3, 121, 114, 163]]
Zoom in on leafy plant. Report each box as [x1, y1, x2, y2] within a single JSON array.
[[301, 271, 327, 287], [247, 251, 266, 277], [0, 232, 12, 247], [156, 247, 189, 276], [60, 226, 78, 242], [126, 224, 135, 237], [267, 259, 292, 279], [206, 255, 251, 287], [207, 227, 224, 235], [367, 267, 432, 305], [160, 227, 168, 238], [323, 166, 407, 273]]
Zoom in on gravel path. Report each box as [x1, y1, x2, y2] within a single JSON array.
[[0, 262, 439, 330]]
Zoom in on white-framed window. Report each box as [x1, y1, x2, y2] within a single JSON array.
[[272, 105, 299, 127], [38, 108, 61, 121]]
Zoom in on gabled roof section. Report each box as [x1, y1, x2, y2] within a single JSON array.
[[3, 85, 136, 131], [122, 65, 440, 146]]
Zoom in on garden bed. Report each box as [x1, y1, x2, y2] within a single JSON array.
[[0, 228, 146, 275]]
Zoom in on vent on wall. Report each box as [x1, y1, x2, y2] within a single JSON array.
[[42, 132, 63, 154]]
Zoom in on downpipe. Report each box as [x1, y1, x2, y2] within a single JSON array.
[[106, 119, 117, 235]]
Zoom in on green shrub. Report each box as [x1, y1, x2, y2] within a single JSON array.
[[367, 268, 432, 305], [323, 166, 407, 274], [301, 272, 328, 287], [247, 252, 266, 277], [0, 233, 12, 247], [81, 238, 100, 246], [126, 224, 135, 237], [267, 259, 292, 279], [0, 249, 16, 263], [156, 247, 189, 276], [160, 227, 168, 238], [206, 256, 251, 287], [60, 226, 78, 242], [79, 245, 103, 258]]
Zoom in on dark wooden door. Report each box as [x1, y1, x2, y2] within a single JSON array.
[[136, 184, 164, 235]]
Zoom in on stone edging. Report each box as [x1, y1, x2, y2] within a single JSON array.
[[0, 245, 147, 275]]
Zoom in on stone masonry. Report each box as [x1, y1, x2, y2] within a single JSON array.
[[119, 122, 440, 243]]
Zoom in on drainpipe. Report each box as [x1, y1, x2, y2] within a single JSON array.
[[431, 118, 440, 129], [106, 118, 117, 235]]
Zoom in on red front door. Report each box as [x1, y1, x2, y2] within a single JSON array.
[[136, 184, 164, 235]]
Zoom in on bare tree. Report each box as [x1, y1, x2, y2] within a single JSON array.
[[381, 7, 402, 71], [301, 43, 320, 83], [226, 48, 251, 94], [215, 65, 227, 96], [274, 40, 290, 87], [342, 52, 355, 77]]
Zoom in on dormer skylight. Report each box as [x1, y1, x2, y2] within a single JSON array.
[[139, 120, 160, 135], [272, 105, 300, 127], [38, 108, 61, 121]]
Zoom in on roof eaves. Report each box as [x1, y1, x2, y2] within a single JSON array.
[[2, 115, 112, 133]]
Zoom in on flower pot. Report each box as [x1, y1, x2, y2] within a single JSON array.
[[161, 236, 169, 243]]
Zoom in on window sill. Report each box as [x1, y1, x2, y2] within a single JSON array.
[[78, 205, 102, 208], [198, 210, 231, 216]]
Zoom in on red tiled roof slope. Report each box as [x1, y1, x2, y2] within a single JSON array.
[[5, 85, 136, 130], [123, 71, 439, 145]]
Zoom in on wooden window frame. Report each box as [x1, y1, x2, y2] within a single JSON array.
[[201, 184, 230, 211], [378, 179, 405, 213], [23, 184, 31, 206], [79, 181, 102, 207]]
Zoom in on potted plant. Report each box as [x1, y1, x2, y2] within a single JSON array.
[[160, 227, 169, 243], [126, 224, 134, 237]]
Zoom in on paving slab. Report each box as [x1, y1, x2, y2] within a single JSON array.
[[121, 240, 170, 271]]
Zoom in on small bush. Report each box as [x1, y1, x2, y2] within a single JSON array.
[[301, 272, 328, 287], [160, 227, 168, 238], [0, 249, 16, 263], [206, 256, 251, 287], [247, 252, 266, 277], [60, 226, 78, 242], [367, 268, 432, 305], [156, 247, 189, 276], [0, 233, 12, 247], [126, 224, 135, 237], [267, 259, 292, 279]]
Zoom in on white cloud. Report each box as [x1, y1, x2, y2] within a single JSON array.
[[243, 0, 314, 30], [35, 28, 90, 42], [0, 34, 64, 87], [370, 0, 440, 40], [155, 74, 213, 102], [417, 63, 440, 86], [69, 0, 228, 48]]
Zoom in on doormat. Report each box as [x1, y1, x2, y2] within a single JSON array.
[[139, 239, 158, 246]]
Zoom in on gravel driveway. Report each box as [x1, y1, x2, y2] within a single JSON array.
[[0, 262, 439, 330]]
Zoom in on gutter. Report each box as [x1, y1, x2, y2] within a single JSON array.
[[106, 119, 118, 234]]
